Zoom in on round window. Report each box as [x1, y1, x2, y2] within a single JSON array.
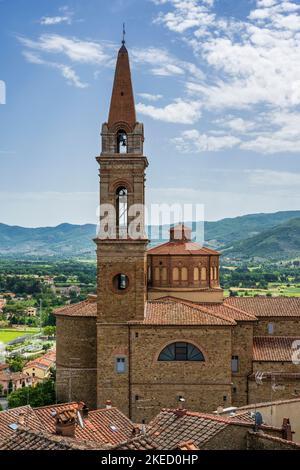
[[113, 274, 129, 292]]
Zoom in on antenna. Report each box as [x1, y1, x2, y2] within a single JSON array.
[[122, 22, 126, 45], [77, 411, 85, 429]]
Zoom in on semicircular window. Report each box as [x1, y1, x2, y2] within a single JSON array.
[[158, 342, 204, 362]]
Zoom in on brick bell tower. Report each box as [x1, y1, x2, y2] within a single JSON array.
[[95, 38, 148, 415]]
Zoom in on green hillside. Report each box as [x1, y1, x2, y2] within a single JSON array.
[[224, 217, 300, 261]]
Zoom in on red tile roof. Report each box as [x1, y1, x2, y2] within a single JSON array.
[[253, 336, 300, 361], [0, 427, 100, 450], [33, 403, 135, 446], [146, 409, 254, 449], [148, 241, 220, 256], [54, 299, 97, 318], [139, 297, 236, 326], [225, 297, 300, 318], [0, 406, 41, 441]]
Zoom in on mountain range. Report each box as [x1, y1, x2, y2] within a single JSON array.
[[0, 210, 300, 262]]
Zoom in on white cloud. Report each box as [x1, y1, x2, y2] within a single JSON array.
[[40, 16, 71, 26], [132, 46, 204, 79], [39, 6, 74, 25], [247, 169, 300, 186], [136, 99, 202, 124], [174, 129, 240, 152], [19, 34, 110, 64], [152, 0, 300, 154], [22, 50, 88, 88], [137, 93, 163, 101]]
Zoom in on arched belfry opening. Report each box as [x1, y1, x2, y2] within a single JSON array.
[[116, 186, 128, 237], [117, 129, 128, 153]]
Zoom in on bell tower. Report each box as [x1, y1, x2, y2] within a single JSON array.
[[95, 39, 148, 414]]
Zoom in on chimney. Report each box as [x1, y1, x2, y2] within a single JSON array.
[[18, 412, 25, 426], [55, 409, 76, 438], [78, 402, 89, 419], [141, 420, 146, 435], [106, 400, 112, 409], [282, 418, 293, 441]]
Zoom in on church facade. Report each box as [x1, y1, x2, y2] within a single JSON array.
[[55, 42, 300, 423]]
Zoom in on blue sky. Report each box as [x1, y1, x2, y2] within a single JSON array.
[[0, 0, 300, 227]]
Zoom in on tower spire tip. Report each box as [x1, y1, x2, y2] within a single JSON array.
[[122, 22, 126, 46]]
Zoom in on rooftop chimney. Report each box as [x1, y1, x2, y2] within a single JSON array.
[[106, 400, 112, 409], [282, 418, 293, 441], [18, 412, 25, 426], [55, 409, 76, 438]]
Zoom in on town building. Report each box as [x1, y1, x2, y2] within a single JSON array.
[[54, 39, 300, 423], [23, 350, 56, 383], [0, 370, 33, 395]]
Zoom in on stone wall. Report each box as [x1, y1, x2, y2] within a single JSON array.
[[129, 325, 233, 422], [254, 318, 300, 336], [231, 323, 254, 407], [56, 316, 97, 409]]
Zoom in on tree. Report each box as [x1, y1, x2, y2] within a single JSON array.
[[8, 355, 25, 372], [43, 326, 56, 337], [8, 380, 56, 409]]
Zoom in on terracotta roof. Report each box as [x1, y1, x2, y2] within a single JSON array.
[[199, 302, 257, 322], [24, 354, 55, 371], [54, 299, 97, 318], [146, 409, 250, 449], [139, 298, 235, 326], [148, 241, 220, 256], [113, 434, 158, 450], [0, 427, 99, 450], [253, 336, 300, 361], [0, 406, 41, 441], [177, 440, 199, 450], [225, 297, 300, 318], [108, 44, 136, 129], [33, 403, 135, 446]]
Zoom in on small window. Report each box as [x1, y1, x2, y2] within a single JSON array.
[[194, 267, 199, 282], [154, 267, 160, 282], [233, 387, 237, 394], [117, 130, 127, 154], [201, 267, 207, 281], [158, 342, 205, 362], [268, 323, 274, 335], [173, 267, 179, 282], [231, 355, 239, 373], [181, 267, 188, 281], [116, 357, 126, 374], [223, 396, 227, 402], [113, 274, 129, 291]]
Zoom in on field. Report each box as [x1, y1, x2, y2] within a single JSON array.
[[0, 328, 39, 344], [224, 284, 300, 298]]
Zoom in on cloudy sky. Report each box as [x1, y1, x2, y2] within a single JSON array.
[[0, 0, 300, 227]]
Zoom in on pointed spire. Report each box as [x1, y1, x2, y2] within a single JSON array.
[[108, 30, 136, 130]]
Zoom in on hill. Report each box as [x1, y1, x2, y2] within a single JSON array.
[[223, 217, 300, 261], [0, 210, 299, 261]]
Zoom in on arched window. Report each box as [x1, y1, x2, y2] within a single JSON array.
[[158, 342, 205, 362], [154, 267, 160, 282], [161, 267, 167, 281], [117, 130, 127, 153], [210, 267, 214, 280], [194, 267, 199, 282], [116, 186, 128, 237], [214, 267, 218, 280], [201, 267, 207, 281], [181, 267, 188, 281], [173, 267, 179, 281]]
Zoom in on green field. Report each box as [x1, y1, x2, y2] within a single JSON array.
[[0, 328, 39, 344], [224, 284, 300, 298]]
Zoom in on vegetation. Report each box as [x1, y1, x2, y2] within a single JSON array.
[[7, 355, 26, 372], [0, 328, 38, 344], [7, 379, 56, 409]]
